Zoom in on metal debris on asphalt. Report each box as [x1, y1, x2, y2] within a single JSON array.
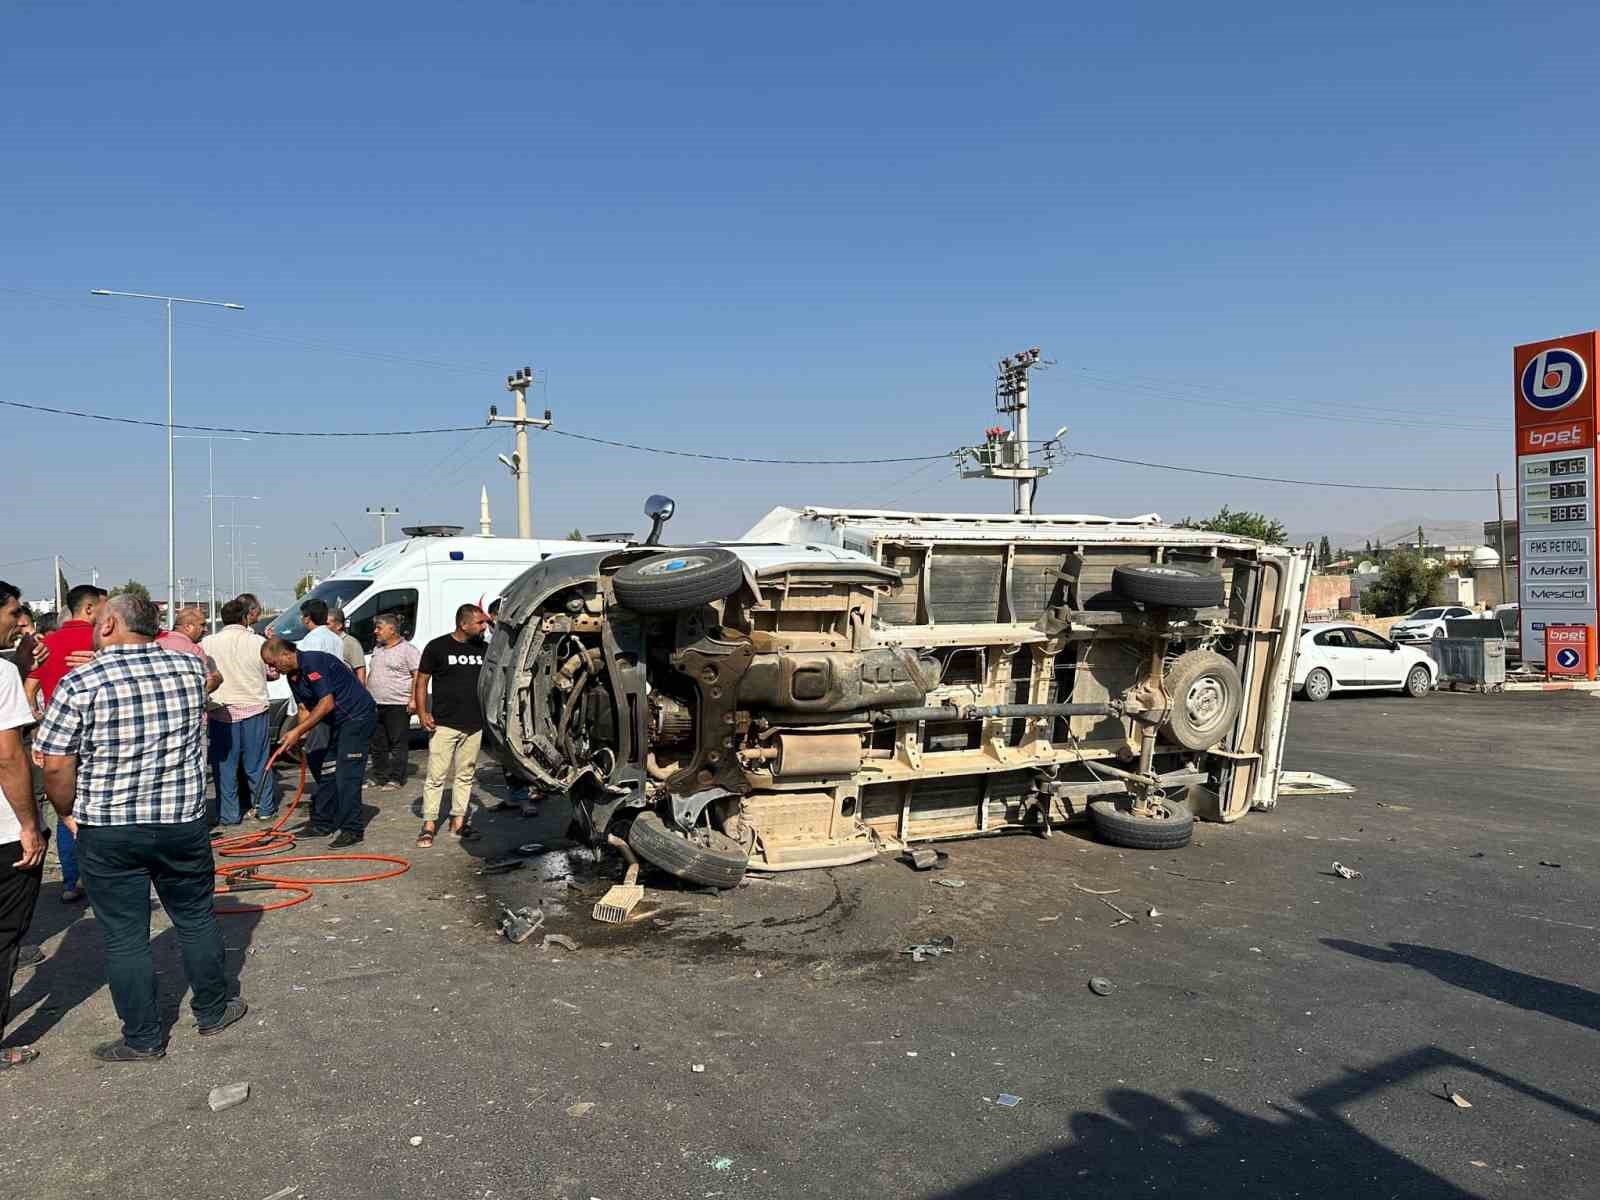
[[935, 878, 966, 889], [903, 935, 957, 962], [542, 933, 580, 952], [1147, 907, 1162, 918], [996, 1094, 1022, 1107], [567, 1102, 596, 1117], [1088, 976, 1113, 996], [1036, 914, 1062, 923], [1331, 861, 1362, 879], [1538, 860, 1562, 868], [498, 906, 545, 943], [207, 1082, 250, 1113], [692, 1063, 706, 1073], [1448, 1091, 1473, 1109], [408, 1136, 424, 1146]]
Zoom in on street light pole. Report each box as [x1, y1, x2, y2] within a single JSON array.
[[91, 289, 244, 627], [175, 434, 252, 627]]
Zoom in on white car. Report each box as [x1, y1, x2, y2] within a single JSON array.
[[1294, 622, 1437, 701], [1387, 605, 1474, 644]]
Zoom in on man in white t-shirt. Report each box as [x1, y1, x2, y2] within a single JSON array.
[[0, 579, 46, 1070]]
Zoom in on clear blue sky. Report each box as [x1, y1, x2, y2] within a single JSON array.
[[3, 2, 1590, 604]]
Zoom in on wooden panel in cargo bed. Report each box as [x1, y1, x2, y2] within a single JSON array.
[[1009, 549, 1069, 621], [876, 544, 925, 626], [928, 546, 1003, 624]]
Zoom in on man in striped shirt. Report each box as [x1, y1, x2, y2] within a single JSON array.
[[35, 592, 247, 1061]]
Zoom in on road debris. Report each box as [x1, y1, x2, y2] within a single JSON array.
[[711, 1157, 735, 1171], [257, 1187, 299, 1200], [408, 1136, 424, 1146], [1070, 883, 1121, 896], [996, 1094, 1022, 1107], [903, 848, 949, 871], [1036, 914, 1062, 923], [1096, 896, 1138, 924], [1147, 907, 1162, 918], [1088, 976, 1113, 996], [1538, 860, 1562, 868], [1448, 1090, 1473, 1109], [567, 1102, 595, 1117], [542, 933, 580, 952], [1331, 861, 1362, 880], [207, 1082, 250, 1113], [903, 935, 957, 963], [934, 878, 967, 889], [691, 1063, 706, 1073], [592, 863, 644, 924], [497, 906, 545, 944]]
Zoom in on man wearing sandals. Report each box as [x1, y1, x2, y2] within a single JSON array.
[[34, 592, 246, 1063], [0, 580, 47, 1070], [412, 604, 489, 848]]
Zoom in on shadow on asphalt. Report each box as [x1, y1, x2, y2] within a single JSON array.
[[1322, 938, 1600, 1034], [5, 883, 263, 1051], [928, 1045, 1600, 1199]]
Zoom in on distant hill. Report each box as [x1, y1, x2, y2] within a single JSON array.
[[1288, 517, 1488, 553]]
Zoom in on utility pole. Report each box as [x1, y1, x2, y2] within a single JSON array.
[[365, 506, 400, 545], [175, 434, 253, 628], [489, 367, 551, 538], [1495, 471, 1509, 607], [960, 348, 1057, 514]]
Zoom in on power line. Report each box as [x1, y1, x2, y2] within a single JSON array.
[[3, 394, 1518, 487], [1068, 449, 1512, 493]]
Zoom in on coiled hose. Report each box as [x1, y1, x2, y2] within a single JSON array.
[[210, 743, 411, 914]]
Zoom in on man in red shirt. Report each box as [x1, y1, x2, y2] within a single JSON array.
[[25, 584, 104, 903]]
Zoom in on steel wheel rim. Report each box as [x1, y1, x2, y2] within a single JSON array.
[[1185, 675, 1227, 728]]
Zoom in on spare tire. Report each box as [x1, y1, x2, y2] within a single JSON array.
[[1111, 563, 1225, 609], [611, 548, 745, 613], [627, 811, 749, 889], [1162, 650, 1243, 750], [1088, 799, 1195, 850]]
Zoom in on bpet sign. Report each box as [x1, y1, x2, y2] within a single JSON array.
[[1513, 332, 1598, 670]]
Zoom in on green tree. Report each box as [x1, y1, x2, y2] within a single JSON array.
[[1360, 551, 1447, 617], [1178, 505, 1287, 544], [294, 573, 316, 599], [1318, 535, 1332, 567], [567, 528, 584, 541], [110, 579, 152, 603]]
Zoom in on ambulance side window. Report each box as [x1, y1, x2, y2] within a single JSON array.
[[347, 588, 420, 652]]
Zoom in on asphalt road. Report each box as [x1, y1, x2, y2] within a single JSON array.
[[7, 690, 1598, 1200]]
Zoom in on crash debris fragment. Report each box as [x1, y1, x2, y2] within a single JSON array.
[[542, 933, 580, 952], [1331, 861, 1362, 880], [996, 1094, 1022, 1107], [903, 935, 957, 963], [1088, 976, 1114, 996], [207, 1082, 251, 1113], [497, 906, 545, 943]]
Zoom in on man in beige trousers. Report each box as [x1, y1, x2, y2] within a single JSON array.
[[412, 604, 487, 848]]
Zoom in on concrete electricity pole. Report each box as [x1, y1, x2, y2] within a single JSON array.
[[366, 506, 400, 545], [961, 348, 1056, 514], [489, 367, 551, 539]]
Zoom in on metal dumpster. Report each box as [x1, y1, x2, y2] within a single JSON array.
[[1432, 619, 1507, 692]]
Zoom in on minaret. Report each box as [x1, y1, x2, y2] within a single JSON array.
[[480, 484, 494, 538]]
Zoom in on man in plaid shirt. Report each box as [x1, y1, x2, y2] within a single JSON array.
[[35, 593, 247, 1061]]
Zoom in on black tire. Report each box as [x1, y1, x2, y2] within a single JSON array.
[[1302, 667, 1332, 702], [1111, 563, 1225, 609], [1402, 664, 1431, 698], [1088, 799, 1195, 850], [1162, 650, 1243, 750], [1082, 590, 1141, 613], [611, 548, 745, 613], [627, 810, 749, 889]]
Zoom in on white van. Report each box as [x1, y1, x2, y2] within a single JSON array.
[[263, 530, 621, 737]]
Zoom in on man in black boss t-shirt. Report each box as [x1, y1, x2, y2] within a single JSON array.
[[411, 604, 488, 847]]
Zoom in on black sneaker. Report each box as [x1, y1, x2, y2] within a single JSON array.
[[92, 1039, 166, 1062], [329, 830, 364, 848], [300, 824, 333, 837], [198, 998, 249, 1037]]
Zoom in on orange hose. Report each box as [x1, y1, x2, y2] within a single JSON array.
[[211, 744, 411, 914]]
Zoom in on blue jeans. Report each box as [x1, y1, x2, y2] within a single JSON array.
[[77, 819, 230, 1051], [54, 812, 79, 889], [209, 712, 278, 824]]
